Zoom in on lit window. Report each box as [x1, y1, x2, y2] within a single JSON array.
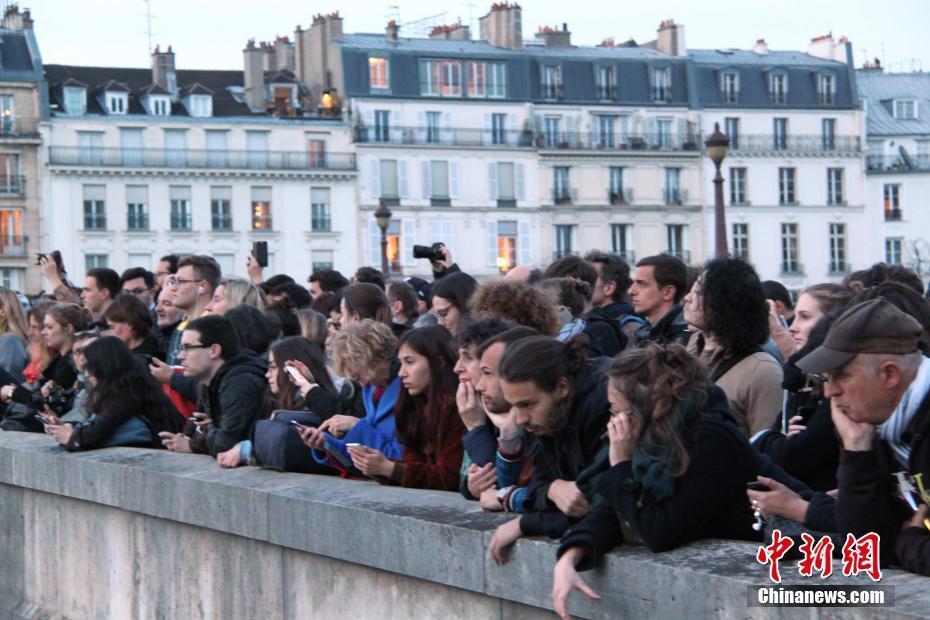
[[496, 221, 518, 273], [252, 186, 272, 230], [369, 57, 389, 89]]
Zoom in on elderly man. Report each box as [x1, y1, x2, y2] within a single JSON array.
[[797, 299, 930, 575]]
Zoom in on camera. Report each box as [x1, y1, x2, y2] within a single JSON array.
[[31, 385, 77, 417], [412, 242, 445, 262]]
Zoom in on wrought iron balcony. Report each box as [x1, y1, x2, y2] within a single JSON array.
[[552, 188, 577, 205], [728, 134, 860, 156], [0, 117, 39, 139], [867, 154, 930, 173], [0, 235, 26, 257], [664, 188, 689, 205], [355, 125, 533, 148], [49, 146, 357, 171], [609, 188, 634, 206], [536, 132, 701, 152], [0, 175, 25, 196]]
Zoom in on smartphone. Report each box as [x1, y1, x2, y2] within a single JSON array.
[[34, 414, 49, 425], [746, 481, 771, 492], [285, 366, 305, 383], [252, 241, 268, 268], [289, 420, 311, 430], [34, 253, 46, 266], [778, 315, 789, 329], [346, 442, 361, 448]]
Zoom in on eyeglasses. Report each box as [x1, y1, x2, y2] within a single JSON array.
[[178, 343, 209, 353], [167, 278, 202, 288]]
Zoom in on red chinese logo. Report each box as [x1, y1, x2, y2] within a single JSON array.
[[841, 532, 882, 582], [797, 532, 834, 578], [756, 529, 794, 583], [757, 530, 882, 583]]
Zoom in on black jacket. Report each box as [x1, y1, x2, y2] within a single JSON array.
[[633, 304, 691, 348], [836, 384, 930, 571], [131, 334, 166, 364], [65, 389, 184, 452], [190, 352, 268, 456], [302, 378, 366, 421], [582, 308, 626, 357], [519, 365, 610, 538], [557, 386, 761, 567], [11, 351, 78, 405]]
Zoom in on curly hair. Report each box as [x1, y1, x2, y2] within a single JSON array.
[[608, 343, 708, 477], [538, 277, 590, 318], [470, 280, 560, 336], [844, 262, 924, 296], [698, 258, 769, 357], [328, 319, 397, 379]]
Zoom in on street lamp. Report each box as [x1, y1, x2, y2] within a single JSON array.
[[374, 199, 393, 275], [705, 122, 730, 258]]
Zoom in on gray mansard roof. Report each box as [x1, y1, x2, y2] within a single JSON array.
[[338, 34, 856, 110], [0, 28, 43, 80], [857, 70, 930, 136]]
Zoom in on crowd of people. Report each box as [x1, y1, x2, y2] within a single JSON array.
[[2, 247, 930, 617]]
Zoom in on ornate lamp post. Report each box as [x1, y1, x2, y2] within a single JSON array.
[[705, 122, 730, 258], [374, 199, 393, 275]]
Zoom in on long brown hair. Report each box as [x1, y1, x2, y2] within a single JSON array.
[[0, 288, 28, 342], [268, 336, 337, 412], [607, 343, 709, 477]]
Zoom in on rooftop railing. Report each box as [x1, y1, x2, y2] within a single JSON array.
[[49, 146, 357, 171]]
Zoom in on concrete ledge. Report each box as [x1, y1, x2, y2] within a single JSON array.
[[0, 431, 927, 619]]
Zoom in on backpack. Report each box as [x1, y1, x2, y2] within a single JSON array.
[[250, 410, 327, 473]]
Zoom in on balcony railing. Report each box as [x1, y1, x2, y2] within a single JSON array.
[[664, 188, 689, 205], [536, 132, 701, 152], [541, 84, 563, 101], [49, 146, 357, 171], [729, 134, 860, 155], [651, 86, 672, 103], [355, 126, 534, 148], [0, 118, 39, 138], [885, 208, 903, 222], [609, 188, 634, 206], [867, 154, 930, 173], [0, 235, 26, 257], [552, 188, 577, 205], [0, 175, 25, 196]]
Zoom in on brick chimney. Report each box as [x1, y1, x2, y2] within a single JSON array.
[[151, 44, 177, 93], [243, 39, 266, 111], [753, 38, 768, 55], [479, 2, 522, 49], [272, 36, 296, 71], [2, 5, 33, 29], [537, 23, 571, 48], [808, 32, 849, 63], [656, 19, 686, 56], [295, 12, 343, 99], [386, 20, 399, 42], [429, 22, 471, 40]]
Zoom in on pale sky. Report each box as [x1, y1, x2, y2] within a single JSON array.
[[25, 0, 929, 72]]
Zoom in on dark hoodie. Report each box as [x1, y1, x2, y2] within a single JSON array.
[[131, 333, 166, 364], [190, 351, 268, 456], [519, 365, 611, 538], [633, 304, 691, 348]]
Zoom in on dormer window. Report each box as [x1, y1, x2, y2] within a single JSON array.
[[769, 73, 788, 104], [189, 95, 212, 118], [106, 93, 128, 115], [596, 66, 616, 101], [720, 71, 739, 104], [63, 87, 86, 115], [369, 57, 389, 90], [894, 99, 918, 120], [652, 67, 671, 103], [145, 96, 170, 116], [817, 74, 835, 105]]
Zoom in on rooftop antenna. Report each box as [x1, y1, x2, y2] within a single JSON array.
[[386, 4, 401, 27], [142, 0, 156, 59]]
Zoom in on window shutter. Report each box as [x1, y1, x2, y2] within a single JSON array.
[[483, 113, 493, 146], [442, 112, 453, 145], [486, 220, 499, 268], [402, 219, 416, 267], [488, 162, 498, 200], [449, 160, 459, 199], [370, 159, 381, 198], [429, 220, 442, 243], [368, 220, 381, 266], [518, 220, 532, 266], [442, 221, 455, 248], [398, 160, 409, 199], [417, 111, 427, 142], [422, 160, 432, 199], [515, 163, 525, 201]]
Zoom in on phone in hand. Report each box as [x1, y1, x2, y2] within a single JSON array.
[[289, 420, 311, 431], [251, 241, 268, 268], [746, 481, 771, 492], [285, 365, 305, 383], [34, 414, 49, 426]]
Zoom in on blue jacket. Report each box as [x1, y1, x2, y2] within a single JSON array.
[[312, 376, 405, 465]]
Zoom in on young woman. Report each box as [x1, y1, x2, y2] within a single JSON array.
[[205, 277, 266, 316], [340, 325, 465, 490], [550, 345, 761, 619], [44, 336, 184, 450], [769, 283, 853, 359], [430, 272, 478, 336], [488, 335, 610, 562], [22, 300, 55, 386], [682, 258, 783, 436], [0, 288, 29, 382], [297, 309, 328, 347], [340, 283, 392, 327], [104, 294, 164, 361]]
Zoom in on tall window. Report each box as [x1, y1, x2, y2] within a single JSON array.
[[732, 223, 749, 260], [465, 61, 506, 98], [544, 116, 561, 148], [369, 57, 389, 89], [384, 219, 401, 272], [106, 93, 127, 114], [430, 161, 450, 202], [374, 110, 391, 143], [311, 250, 335, 272], [308, 139, 326, 168], [553, 167, 571, 204], [164, 129, 187, 167], [729, 167, 747, 205], [597, 116, 615, 148], [822, 118, 836, 150], [420, 60, 461, 97], [0, 208, 23, 253], [829, 223, 847, 273], [487, 63, 506, 98], [827, 168, 844, 205], [818, 74, 835, 105], [664, 168, 681, 204], [83, 185, 106, 230], [725, 117, 740, 150], [541, 65, 561, 100], [656, 119, 673, 149], [0, 153, 20, 193], [773, 118, 788, 150], [596, 66, 616, 100], [611, 223, 631, 260], [652, 67, 671, 102], [151, 97, 170, 116], [189, 95, 212, 117], [251, 187, 272, 230], [554, 224, 574, 258], [769, 73, 787, 104], [781, 223, 800, 273], [884, 184, 901, 220], [211, 186, 232, 231], [666, 225, 686, 261], [609, 167, 625, 204], [778, 168, 796, 205], [169, 186, 192, 231], [491, 113, 507, 146], [311, 188, 331, 232], [126, 185, 149, 231], [721, 72, 738, 103], [63, 87, 86, 115], [496, 220, 518, 273], [885, 238, 903, 265], [246, 130, 269, 169], [496, 162, 516, 203], [426, 111, 441, 144], [380, 160, 399, 198]]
